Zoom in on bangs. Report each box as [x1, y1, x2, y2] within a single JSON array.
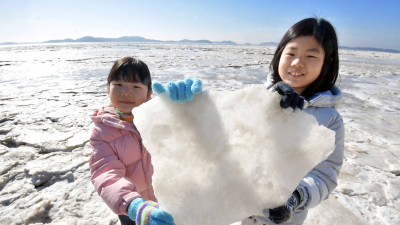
[[113, 68, 141, 83]]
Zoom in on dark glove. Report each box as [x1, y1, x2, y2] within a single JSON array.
[[264, 190, 300, 224], [271, 81, 307, 114]]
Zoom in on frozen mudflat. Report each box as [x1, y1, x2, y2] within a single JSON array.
[[0, 43, 400, 225]]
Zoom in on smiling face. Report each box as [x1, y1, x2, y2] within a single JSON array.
[[278, 35, 325, 95], [108, 79, 150, 114]]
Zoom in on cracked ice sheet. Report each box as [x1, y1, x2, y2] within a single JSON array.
[[133, 86, 335, 224]]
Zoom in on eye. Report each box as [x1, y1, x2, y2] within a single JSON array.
[[134, 86, 142, 89], [114, 83, 122, 86], [286, 53, 295, 56], [307, 55, 317, 58]]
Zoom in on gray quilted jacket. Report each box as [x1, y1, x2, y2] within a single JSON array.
[[252, 76, 345, 225]]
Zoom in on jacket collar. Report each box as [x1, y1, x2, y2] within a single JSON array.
[[90, 104, 138, 132], [307, 85, 342, 108], [263, 72, 275, 89]]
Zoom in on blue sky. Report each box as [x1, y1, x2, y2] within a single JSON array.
[[1, 0, 400, 50]]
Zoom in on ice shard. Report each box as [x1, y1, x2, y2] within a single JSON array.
[[132, 86, 335, 225]]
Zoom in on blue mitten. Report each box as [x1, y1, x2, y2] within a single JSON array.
[[270, 81, 307, 114], [128, 198, 175, 225], [152, 78, 202, 103]]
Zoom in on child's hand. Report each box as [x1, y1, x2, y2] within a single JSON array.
[[271, 81, 307, 114], [152, 78, 202, 103], [263, 190, 300, 224], [128, 198, 175, 225]]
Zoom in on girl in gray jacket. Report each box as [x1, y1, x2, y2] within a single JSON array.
[[248, 18, 345, 225]]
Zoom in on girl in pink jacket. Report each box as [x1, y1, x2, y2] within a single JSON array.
[[89, 57, 200, 225]]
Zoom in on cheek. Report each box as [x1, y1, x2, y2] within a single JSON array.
[[108, 88, 119, 100], [312, 61, 324, 73], [108, 88, 114, 96], [278, 58, 287, 74], [133, 89, 148, 101], [278, 55, 289, 68]]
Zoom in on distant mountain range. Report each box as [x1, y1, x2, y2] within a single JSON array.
[[260, 42, 279, 45], [1, 36, 399, 53], [44, 36, 160, 43], [0, 36, 237, 45], [41, 36, 237, 45], [339, 46, 400, 53]]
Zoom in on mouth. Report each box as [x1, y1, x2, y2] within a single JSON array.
[[120, 101, 134, 104], [289, 71, 304, 77]]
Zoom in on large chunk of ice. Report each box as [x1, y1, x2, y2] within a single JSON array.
[[132, 86, 335, 225]]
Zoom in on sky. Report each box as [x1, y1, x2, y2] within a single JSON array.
[[1, 0, 400, 50]]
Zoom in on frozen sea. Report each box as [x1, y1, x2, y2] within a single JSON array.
[[0, 43, 399, 225]]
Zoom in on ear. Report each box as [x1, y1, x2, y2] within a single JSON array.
[[331, 58, 333, 63], [146, 91, 152, 101]]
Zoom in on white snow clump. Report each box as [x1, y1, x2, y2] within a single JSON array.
[[132, 86, 335, 225]]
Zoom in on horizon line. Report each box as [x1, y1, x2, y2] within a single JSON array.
[[1, 35, 400, 53]]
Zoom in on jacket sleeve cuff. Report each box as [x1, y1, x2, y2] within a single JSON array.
[[119, 193, 142, 215], [295, 185, 309, 210], [299, 174, 329, 209]]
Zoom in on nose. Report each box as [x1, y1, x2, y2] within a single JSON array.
[[120, 86, 133, 97], [291, 57, 305, 68]]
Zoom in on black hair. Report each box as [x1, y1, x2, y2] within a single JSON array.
[[270, 18, 339, 100], [107, 57, 152, 94]]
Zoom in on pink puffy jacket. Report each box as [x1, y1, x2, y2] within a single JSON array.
[[89, 104, 157, 216]]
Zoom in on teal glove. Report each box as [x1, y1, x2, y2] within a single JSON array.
[[152, 78, 202, 103], [128, 198, 175, 225]]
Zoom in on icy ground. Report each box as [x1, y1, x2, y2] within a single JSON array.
[[0, 43, 399, 224]]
